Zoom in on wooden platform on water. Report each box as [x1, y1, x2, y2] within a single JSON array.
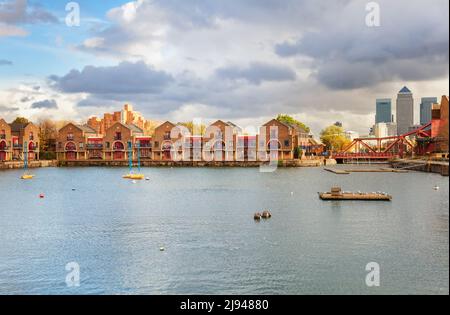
[[319, 187, 392, 201], [324, 168, 350, 174], [345, 168, 408, 173], [319, 192, 392, 201], [324, 167, 408, 174]]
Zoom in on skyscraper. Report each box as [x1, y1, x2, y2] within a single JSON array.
[[420, 97, 438, 125], [376, 99, 393, 123], [396, 86, 414, 135]]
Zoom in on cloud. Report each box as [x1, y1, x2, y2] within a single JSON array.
[[274, 0, 449, 89], [20, 96, 33, 102], [0, 59, 13, 66], [0, 0, 57, 37], [215, 62, 296, 85], [49, 61, 174, 95], [31, 99, 57, 109], [0, 105, 19, 112]]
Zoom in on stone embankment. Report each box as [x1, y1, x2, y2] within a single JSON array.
[[0, 160, 57, 170]]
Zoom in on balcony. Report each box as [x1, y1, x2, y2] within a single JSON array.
[[87, 144, 103, 150], [0, 146, 10, 151], [13, 144, 22, 149], [135, 143, 152, 149], [29, 146, 38, 151]]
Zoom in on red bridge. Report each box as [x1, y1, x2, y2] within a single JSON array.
[[333, 123, 432, 161]]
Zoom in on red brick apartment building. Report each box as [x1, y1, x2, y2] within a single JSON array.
[[0, 119, 40, 161], [54, 117, 316, 162]]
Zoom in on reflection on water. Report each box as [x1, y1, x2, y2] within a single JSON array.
[[0, 166, 448, 294]]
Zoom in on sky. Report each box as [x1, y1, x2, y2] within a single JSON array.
[[0, 0, 448, 135]]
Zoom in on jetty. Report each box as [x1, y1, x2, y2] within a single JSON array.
[[324, 168, 350, 175], [319, 187, 392, 201]]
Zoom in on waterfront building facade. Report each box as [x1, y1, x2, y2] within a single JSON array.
[[376, 99, 393, 124], [10, 121, 40, 161], [420, 97, 438, 126], [0, 119, 12, 161], [103, 122, 144, 161], [396, 86, 414, 135], [153, 121, 179, 161], [0, 119, 40, 161], [56, 123, 97, 161]]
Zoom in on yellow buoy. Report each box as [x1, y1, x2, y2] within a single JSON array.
[[21, 174, 35, 180]]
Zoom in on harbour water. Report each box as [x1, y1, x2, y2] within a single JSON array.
[[0, 167, 448, 295]]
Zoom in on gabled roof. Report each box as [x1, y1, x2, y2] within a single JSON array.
[[399, 86, 412, 94], [263, 118, 292, 129], [155, 121, 175, 130], [107, 121, 143, 134], [126, 124, 143, 134], [78, 125, 96, 134]]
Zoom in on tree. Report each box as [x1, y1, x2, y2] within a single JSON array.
[[12, 117, 29, 125], [38, 119, 58, 159], [178, 121, 206, 135], [320, 125, 351, 152], [293, 146, 303, 159], [276, 114, 310, 133]]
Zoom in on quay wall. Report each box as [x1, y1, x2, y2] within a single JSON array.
[[58, 159, 330, 168], [390, 159, 449, 176], [2, 158, 336, 169], [0, 160, 58, 170]]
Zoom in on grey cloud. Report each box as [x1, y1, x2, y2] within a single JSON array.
[[31, 99, 57, 109], [216, 62, 296, 85], [0, 105, 19, 112], [0, 0, 57, 24], [49, 61, 174, 95], [0, 0, 57, 36], [20, 96, 33, 102], [0, 59, 13, 66], [275, 0, 449, 89]]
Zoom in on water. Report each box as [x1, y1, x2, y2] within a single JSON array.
[[0, 166, 448, 295]]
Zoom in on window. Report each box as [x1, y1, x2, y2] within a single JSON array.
[[58, 142, 62, 149], [284, 140, 290, 147], [106, 142, 110, 149], [79, 143, 84, 150], [115, 132, 122, 141], [67, 133, 74, 141], [154, 141, 159, 148], [30, 132, 34, 140], [164, 132, 170, 140], [0, 130, 5, 139]]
